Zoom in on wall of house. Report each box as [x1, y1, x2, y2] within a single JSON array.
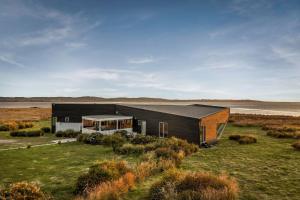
[[116, 105, 200, 144], [56, 122, 81, 132], [199, 108, 230, 144], [51, 104, 116, 132]]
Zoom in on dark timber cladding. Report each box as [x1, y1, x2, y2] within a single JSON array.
[[116, 105, 200, 144]]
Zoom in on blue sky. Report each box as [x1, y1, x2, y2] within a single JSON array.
[[0, 0, 299, 100]]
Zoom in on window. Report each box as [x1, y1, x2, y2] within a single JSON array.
[[118, 119, 132, 129], [83, 119, 97, 130], [65, 117, 69, 122], [217, 123, 226, 137], [159, 122, 168, 138], [101, 120, 117, 131]]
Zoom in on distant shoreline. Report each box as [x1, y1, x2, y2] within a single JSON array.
[[1, 101, 300, 117]]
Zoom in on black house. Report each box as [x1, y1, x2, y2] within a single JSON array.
[[52, 103, 230, 145]]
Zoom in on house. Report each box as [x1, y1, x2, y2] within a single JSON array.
[[51, 103, 230, 145]]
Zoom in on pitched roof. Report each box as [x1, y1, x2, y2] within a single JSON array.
[[121, 104, 227, 119]]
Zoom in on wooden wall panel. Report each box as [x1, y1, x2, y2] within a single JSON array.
[[200, 108, 230, 143]]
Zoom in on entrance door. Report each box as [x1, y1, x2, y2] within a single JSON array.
[[138, 120, 146, 135], [159, 122, 168, 138]]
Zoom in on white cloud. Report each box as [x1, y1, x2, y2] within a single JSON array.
[[128, 57, 155, 64], [65, 42, 87, 49]]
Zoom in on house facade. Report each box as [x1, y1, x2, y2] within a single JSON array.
[[51, 103, 230, 145]]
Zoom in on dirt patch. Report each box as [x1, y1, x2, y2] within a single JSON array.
[[0, 139, 17, 144]]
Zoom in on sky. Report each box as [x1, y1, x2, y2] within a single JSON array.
[[0, 0, 300, 101]]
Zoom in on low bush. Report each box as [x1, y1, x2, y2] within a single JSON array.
[[238, 136, 257, 144], [0, 124, 9, 131], [135, 161, 158, 182], [292, 141, 300, 151], [74, 160, 131, 195], [262, 126, 297, 133], [148, 170, 239, 200], [155, 137, 199, 156], [101, 134, 126, 150], [55, 129, 80, 138], [266, 130, 300, 139], [10, 130, 43, 137], [77, 133, 90, 142], [0, 181, 50, 200], [85, 172, 136, 200], [18, 122, 34, 129], [229, 134, 257, 144], [131, 134, 157, 144], [232, 122, 256, 127], [41, 127, 51, 133], [115, 143, 145, 155], [155, 147, 185, 166], [229, 135, 241, 141]]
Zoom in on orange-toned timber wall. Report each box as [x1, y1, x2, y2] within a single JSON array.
[[200, 108, 230, 143]]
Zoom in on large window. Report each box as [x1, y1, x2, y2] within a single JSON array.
[[83, 119, 98, 130], [101, 120, 117, 131], [118, 119, 132, 129]]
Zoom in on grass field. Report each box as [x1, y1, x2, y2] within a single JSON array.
[[0, 122, 299, 200], [0, 120, 55, 149]]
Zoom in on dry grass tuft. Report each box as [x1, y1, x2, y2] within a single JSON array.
[[292, 141, 300, 151]]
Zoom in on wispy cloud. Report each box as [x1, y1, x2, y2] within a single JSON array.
[[0, 54, 24, 68], [128, 57, 155, 64]]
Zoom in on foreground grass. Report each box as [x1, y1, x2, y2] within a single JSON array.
[[1, 124, 299, 200], [181, 125, 300, 200], [0, 120, 55, 149], [0, 142, 140, 199]]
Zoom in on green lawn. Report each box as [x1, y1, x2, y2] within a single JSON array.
[[0, 120, 56, 149], [0, 124, 299, 200], [0, 142, 140, 199], [180, 125, 300, 200]]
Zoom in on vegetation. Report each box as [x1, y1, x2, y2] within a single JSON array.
[[266, 130, 300, 139], [229, 134, 257, 144], [0, 181, 50, 200], [41, 127, 51, 133], [55, 129, 80, 138], [74, 160, 132, 195], [148, 170, 239, 200], [10, 130, 43, 137], [291, 140, 300, 151]]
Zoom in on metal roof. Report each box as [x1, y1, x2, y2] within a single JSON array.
[[82, 115, 132, 121], [121, 104, 227, 119]]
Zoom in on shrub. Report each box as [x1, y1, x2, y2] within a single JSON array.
[[74, 160, 131, 195], [0, 124, 9, 131], [131, 134, 157, 145], [155, 148, 184, 166], [148, 171, 239, 200], [238, 136, 257, 144], [292, 141, 300, 151], [115, 143, 145, 155], [102, 134, 126, 150], [155, 137, 199, 156], [135, 161, 158, 182], [85, 172, 136, 200], [77, 134, 90, 142], [41, 127, 51, 133], [229, 135, 257, 144], [262, 126, 296, 133], [10, 130, 43, 137], [55, 129, 80, 138], [0, 181, 49, 200], [229, 135, 241, 141], [266, 130, 300, 139]]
